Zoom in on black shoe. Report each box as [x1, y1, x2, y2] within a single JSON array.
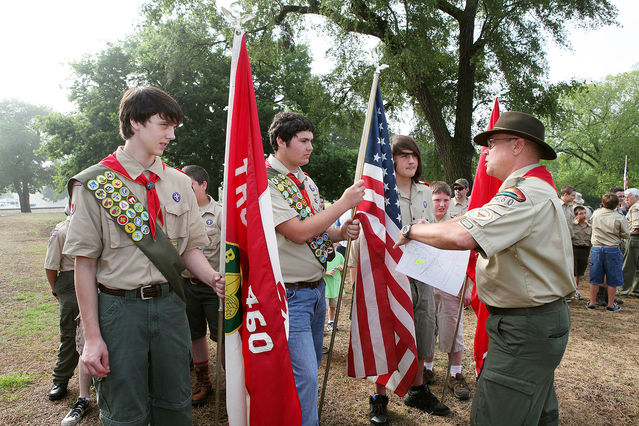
[[404, 385, 450, 416], [423, 368, 436, 385], [606, 303, 622, 312], [48, 383, 68, 401], [585, 303, 596, 310], [614, 298, 624, 305], [369, 394, 389, 425]]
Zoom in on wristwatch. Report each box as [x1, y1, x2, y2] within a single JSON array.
[[401, 224, 412, 240]]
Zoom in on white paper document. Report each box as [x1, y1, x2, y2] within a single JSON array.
[[396, 241, 470, 296]]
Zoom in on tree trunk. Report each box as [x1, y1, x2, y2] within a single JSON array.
[[14, 178, 31, 213]]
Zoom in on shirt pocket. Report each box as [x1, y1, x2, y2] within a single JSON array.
[[107, 219, 135, 249], [165, 202, 189, 252]]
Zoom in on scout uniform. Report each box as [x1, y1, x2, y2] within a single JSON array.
[[459, 164, 575, 425], [64, 147, 208, 425], [44, 218, 79, 390], [398, 182, 437, 362], [571, 218, 592, 277], [589, 207, 628, 290], [267, 154, 329, 426], [448, 197, 469, 219], [622, 201, 639, 294]]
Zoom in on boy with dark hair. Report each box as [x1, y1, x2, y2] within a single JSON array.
[[266, 111, 364, 425], [571, 205, 591, 300], [64, 86, 224, 425]]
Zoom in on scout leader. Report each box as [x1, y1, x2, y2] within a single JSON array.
[[64, 86, 225, 426], [266, 112, 364, 426], [395, 111, 575, 425]]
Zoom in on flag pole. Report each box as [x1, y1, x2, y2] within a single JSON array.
[[318, 64, 388, 421]]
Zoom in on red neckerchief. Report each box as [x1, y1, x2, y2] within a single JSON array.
[[523, 165, 557, 192], [100, 152, 165, 240], [265, 159, 315, 214]]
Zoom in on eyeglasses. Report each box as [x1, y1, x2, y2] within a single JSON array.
[[487, 137, 518, 150], [454, 187, 465, 191]]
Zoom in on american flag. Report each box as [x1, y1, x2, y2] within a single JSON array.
[[347, 84, 418, 397]]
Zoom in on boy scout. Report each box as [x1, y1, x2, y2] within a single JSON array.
[[182, 165, 223, 406], [395, 111, 575, 425], [64, 86, 224, 425], [266, 112, 364, 426], [622, 188, 639, 295]]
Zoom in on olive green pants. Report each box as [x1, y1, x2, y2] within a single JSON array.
[[471, 300, 570, 426], [622, 235, 639, 293], [52, 271, 79, 385]]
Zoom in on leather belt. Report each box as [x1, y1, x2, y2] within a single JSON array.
[[485, 298, 565, 316], [285, 280, 322, 289], [98, 283, 171, 300]]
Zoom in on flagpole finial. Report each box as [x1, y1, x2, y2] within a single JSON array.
[[375, 64, 389, 74], [221, 5, 255, 34]]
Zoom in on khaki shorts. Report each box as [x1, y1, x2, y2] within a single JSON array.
[[434, 288, 464, 353]]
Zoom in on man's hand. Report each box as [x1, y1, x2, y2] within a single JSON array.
[[340, 218, 361, 241], [339, 180, 365, 209], [211, 271, 225, 299], [394, 232, 410, 248], [81, 337, 110, 378]]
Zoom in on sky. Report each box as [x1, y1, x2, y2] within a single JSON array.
[[1, 0, 638, 113]]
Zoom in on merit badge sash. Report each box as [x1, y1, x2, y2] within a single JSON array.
[[68, 164, 187, 301], [266, 167, 335, 268]]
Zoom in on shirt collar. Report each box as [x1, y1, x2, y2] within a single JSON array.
[[115, 146, 166, 180], [500, 163, 540, 190], [267, 154, 307, 182]]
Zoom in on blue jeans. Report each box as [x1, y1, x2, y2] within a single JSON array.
[[589, 246, 623, 286], [286, 280, 326, 426]]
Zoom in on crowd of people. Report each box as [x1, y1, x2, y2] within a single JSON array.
[[41, 85, 631, 426]]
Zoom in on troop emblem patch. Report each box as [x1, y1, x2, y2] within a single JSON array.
[[495, 187, 526, 202], [172, 192, 181, 202]]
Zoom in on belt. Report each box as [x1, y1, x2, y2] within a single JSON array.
[[486, 298, 566, 316], [592, 244, 619, 248], [284, 280, 322, 289], [98, 283, 171, 300], [188, 278, 206, 285]]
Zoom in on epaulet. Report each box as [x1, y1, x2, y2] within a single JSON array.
[[419, 180, 430, 186]]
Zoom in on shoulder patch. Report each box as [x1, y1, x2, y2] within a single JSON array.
[[495, 187, 526, 202], [467, 209, 495, 222]]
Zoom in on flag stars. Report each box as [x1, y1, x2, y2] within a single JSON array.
[[373, 153, 380, 163], [379, 137, 385, 146]]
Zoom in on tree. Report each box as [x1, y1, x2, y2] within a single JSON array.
[[547, 71, 639, 200], [230, 0, 617, 183], [0, 100, 52, 212]]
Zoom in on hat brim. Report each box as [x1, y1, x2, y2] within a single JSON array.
[[474, 127, 557, 160]]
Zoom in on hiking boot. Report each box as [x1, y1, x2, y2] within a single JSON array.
[[423, 368, 435, 385], [49, 383, 68, 401], [448, 373, 470, 400], [192, 365, 212, 406], [326, 321, 334, 332], [404, 385, 450, 416], [369, 394, 389, 425], [606, 303, 622, 312], [61, 397, 90, 426]]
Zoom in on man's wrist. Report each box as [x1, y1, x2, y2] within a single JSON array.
[[401, 224, 412, 240]]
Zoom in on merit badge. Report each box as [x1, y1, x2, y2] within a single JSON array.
[[282, 190, 289, 198], [117, 215, 128, 225], [292, 194, 298, 202], [320, 255, 326, 263], [132, 231, 143, 241], [104, 184, 114, 193], [125, 223, 136, 233], [104, 171, 115, 180], [102, 198, 114, 209], [109, 206, 121, 217], [327, 246, 334, 253], [141, 224, 150, 235], [306, 207, 312, 214], [316, 249, 322, 256], [112, 179, 123, 189], [300, 210, 308, 218], [296, 202, 303, 210], [119, 187, 129, 197], [172, 192, 181, 202], [111, 192, 122, 202], [495, 187, 526, 202], [133, 202, 144, 213], [96, 175, 107, 184], [301, 199, 307, 206], [126, 209, 136, 219], [87, 180, 99, 191], [119, 200, 129, 211], [310, 241, 317, 249], [206, 218, 213, 226], [322, 233, 329, 240], [277, 184, 285, 191], [94, 189, 107, 200], [127, 195, 136, 204], [134, 216, 143, 227], [141, 211, 149, 221]]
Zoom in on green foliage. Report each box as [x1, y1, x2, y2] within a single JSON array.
[[0, 373, 31, 392], [547, 71, 639, 201]]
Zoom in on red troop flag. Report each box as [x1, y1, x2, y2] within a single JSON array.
[[347, 83, 418, 396], [223, 31, 301, 425], [467, 98, 502, 378]]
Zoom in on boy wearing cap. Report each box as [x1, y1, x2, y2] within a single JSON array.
[[395, 111, 575, 425], [448, 178, 470, 218], [64, 86, 224, 425]]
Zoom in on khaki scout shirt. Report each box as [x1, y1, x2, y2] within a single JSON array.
[[571, 220, 592, 247], [44, 218, 75, 272], [64, 147, 208, 290], [459, 164, 575, 308], [448, 197, 469, 219], [627, 201, 639, 234], [590, 208, 629, 246], [267, 155, 324, 283], [398, 181, 435, 225], [435, 211, 451, 223], [184, 196, 222, 277]]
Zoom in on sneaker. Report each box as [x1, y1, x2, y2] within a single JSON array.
[[574, 291, 584, 300], [585, 303, 596, 310], [423, 368, 436, 385], [614, 298, 624, 305], [606, 304, 622, 312], [369, 394, 389, 425], [326, 321, 334, 332], [322, 345, 329, 354], [404, 385, 450, 416], [61, 397, 90, 426], [447, 373, 470, 400]]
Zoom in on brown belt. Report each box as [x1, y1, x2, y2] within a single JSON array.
[[284, 280, 322, 289], [98, 283, 171, 300]]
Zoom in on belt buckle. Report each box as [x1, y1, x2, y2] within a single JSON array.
[[140, 284, 156, 300]]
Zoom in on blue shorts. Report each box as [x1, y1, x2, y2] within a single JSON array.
[[589, 246, 624, 286]]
